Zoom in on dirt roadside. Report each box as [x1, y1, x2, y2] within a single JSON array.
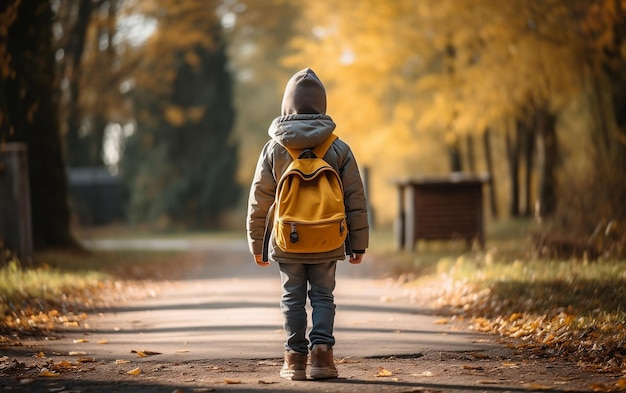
[[1, 242, 624, 393], [2, 343, 619, 393]]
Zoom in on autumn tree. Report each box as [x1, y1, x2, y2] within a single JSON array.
[[121, 1, 240, 229], [279, 0, 608, 229], [0, 0, 76, 249], [559, 0, 626, 234], [54, 0, 128, 168], [218, 0, 303, 180]]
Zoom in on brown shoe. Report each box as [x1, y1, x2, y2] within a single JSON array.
[[279, 351, 307, 380], [310, 344, 338, 379]]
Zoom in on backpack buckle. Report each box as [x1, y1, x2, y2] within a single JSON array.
[[290, 223, 299, 243]]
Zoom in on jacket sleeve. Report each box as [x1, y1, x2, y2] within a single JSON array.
[[246, 142, 277, 256], [337, 143, 369, 253]]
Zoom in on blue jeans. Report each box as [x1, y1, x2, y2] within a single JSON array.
[[278, 261, 337, 354]]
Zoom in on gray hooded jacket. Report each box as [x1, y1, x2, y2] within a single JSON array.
[[246, 68, 369, 263]]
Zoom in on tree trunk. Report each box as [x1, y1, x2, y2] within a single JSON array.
[[63, 0, 100, 167], [536, 109, 558, 219], [482, 129, 498, 218], [448, 138, 463, 172], [506, 123, 521, 217], [1, 0, 77, 249], [523, 120, 535, 217], [466, 134, 476, 173]]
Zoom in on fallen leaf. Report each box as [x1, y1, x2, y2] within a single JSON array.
[[69, 351, 87, 356], [73, 339, 88, 343], [411, 371, 434, 377], [51, 360, 77, 370], [258, 380, 275, 384], [78, 357, 96, 363], [224, 379, 242, 384], [127, 367, 142, 375], [478, 380, 501, 385], [40, 369, 60, 377], [175, 349, 189, 353], [376, 367, 393, 377], [463, 365, 484, 371], [35, 352, 46, 358], [591, 383, 617, 392], [97, 339, 109, 344], [433, 318, 449, 325], [115, 359, 130, 365], [616, 378, 626, 389], [131, 350, 162, 357], [523, 383, 555, 390]]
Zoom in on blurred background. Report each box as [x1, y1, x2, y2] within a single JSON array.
[[1, 0, 625, 256]]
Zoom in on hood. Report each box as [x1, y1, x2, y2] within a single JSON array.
[[281, 68, 327, 115], [269, 114, 336, 150]]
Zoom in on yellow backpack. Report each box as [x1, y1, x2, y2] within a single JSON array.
[[262, 135, 349, 261]]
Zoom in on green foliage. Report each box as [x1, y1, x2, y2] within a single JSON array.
[[121, 2, 240, 229], [51, 0, 242, 230], [220, 0, 304, 183]]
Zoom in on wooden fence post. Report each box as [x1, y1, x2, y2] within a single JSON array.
[[0, 143, 34, 265]]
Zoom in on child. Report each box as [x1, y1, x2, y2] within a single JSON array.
[[246, 68, 369, 380]]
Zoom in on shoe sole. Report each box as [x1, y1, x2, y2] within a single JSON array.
[[310, 367, 338, 379], [280, 369, 307, 380]]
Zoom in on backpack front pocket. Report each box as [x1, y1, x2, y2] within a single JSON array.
[[275, 217, 347, 253]]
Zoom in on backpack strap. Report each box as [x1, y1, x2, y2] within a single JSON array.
[[261, 203, 275, 262], [284, 134, 338, 160], [312, 134, 338, 158]]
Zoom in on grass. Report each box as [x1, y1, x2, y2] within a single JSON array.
[[394, 219, 626, 372], [0, 257, 106, 312], [33, 248, 187, 274], [0, 246, 193, 334]]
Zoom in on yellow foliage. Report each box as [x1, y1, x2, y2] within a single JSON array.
[[164, 106, 185, 126], [184, 50, 201, 68], [274, 0, 605, 223], [163, 105, 205, 126]]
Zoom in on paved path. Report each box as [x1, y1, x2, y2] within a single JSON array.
[[46, 238, 492, 362], [5, 238, 611, 392]]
